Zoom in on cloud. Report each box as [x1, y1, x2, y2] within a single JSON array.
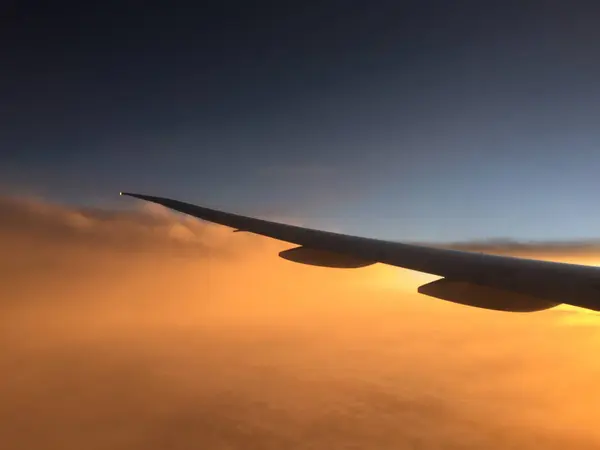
[[436, 238, 600, 257], [2, 195, 600, 449]]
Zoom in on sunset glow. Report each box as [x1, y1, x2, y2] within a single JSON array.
[[3, 196, 600, 449], [5, 2, 600, 448]]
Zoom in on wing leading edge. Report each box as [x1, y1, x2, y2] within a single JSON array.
[[120, 192, 600, 312]]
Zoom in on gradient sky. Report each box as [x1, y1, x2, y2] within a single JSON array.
[[3, 1, 600, 242]]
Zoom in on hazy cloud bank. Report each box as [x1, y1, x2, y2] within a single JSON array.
[[2, 195, 600, 450]]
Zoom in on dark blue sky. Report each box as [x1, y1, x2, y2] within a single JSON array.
[[3, 1, 600, 242]]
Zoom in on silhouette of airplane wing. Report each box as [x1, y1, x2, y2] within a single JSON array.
[[121, 192, 600, 313]]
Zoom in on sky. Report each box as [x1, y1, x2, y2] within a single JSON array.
[[6, 5, 600, 447], [3, 1, 600, 242], [3, 195, 600, 449]]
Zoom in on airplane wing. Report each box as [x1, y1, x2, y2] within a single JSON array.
[[120, 192, 600, 313]]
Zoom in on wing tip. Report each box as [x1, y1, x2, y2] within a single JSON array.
[[119, 192, 160, 203]]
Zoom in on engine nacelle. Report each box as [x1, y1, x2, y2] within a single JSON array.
[[278, 246, 375, 268], [418, 278, 561, 312]]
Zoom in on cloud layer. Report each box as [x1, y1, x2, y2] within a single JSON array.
[[2, 195, 600, 450]]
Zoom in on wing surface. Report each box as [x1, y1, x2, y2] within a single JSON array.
[[120, 192, 600, 312]]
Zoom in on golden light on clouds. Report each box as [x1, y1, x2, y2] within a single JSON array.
[[2, 195, 600, 449]]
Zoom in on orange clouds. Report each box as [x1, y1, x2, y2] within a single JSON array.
[[2, 195, 600, 449]]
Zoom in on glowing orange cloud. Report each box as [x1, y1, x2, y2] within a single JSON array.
[[2, 195, 600, 449]]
